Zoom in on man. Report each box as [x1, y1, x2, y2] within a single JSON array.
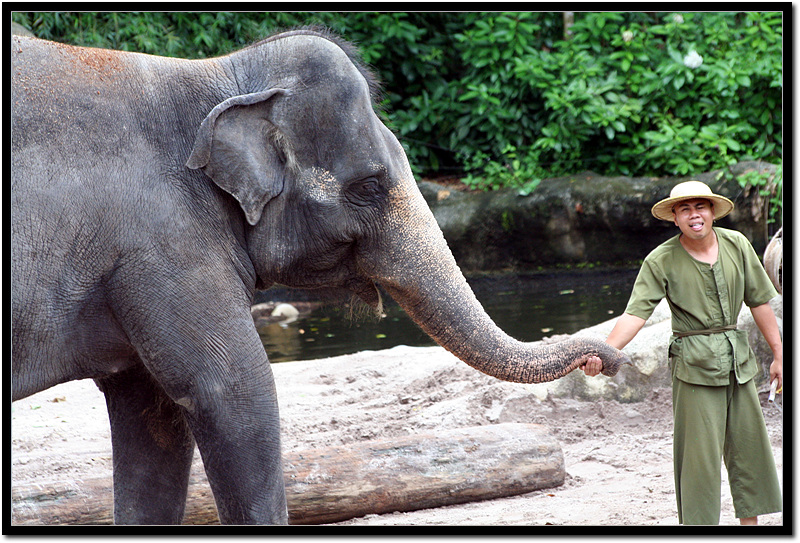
[[583, 180, 782, 525]]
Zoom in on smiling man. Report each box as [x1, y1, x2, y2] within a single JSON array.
[[582, 181, 783, 525]]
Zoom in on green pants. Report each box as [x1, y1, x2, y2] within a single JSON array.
[[672, 376, 782, 525]]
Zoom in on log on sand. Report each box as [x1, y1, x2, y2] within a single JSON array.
[[11, 423, 564, 526], [287, 423, 564, 525]]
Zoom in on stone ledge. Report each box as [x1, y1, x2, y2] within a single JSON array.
[[419, 161, 778, 272]]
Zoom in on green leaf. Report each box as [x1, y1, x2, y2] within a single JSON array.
[[725, 138, 741, 151]]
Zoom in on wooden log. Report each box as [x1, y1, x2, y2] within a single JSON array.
[[285, 423, 564, 524], [11, 423, 563, 526], [11, 477, 114, 526]]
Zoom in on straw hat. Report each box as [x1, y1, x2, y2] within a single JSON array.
[[651, 180, 734, 221]]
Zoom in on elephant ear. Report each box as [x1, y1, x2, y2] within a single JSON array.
[[186, 88, 289, 226]]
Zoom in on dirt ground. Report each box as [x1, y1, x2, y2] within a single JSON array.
[[10, 345, 784, 528]]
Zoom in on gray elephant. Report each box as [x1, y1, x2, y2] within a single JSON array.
[[11, 29, 628, 525]]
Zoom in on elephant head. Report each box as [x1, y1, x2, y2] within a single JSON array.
[[187, 29, 628, 383]]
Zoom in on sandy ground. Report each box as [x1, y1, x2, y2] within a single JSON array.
[[10, 345, 784, 528]]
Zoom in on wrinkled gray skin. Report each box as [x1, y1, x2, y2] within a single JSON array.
[[11, 30, 629, 525]]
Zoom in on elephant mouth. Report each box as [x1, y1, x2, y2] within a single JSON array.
[[347, 277, 383, 314]]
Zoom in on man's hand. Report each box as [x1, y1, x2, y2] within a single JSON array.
[[579, 313, 645, 378], [752, 302, 783, 394], [582, 355, 603, 377], [770, 358, 783, 393]]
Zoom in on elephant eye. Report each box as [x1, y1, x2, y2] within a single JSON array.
[[345, 177, 382, 207]]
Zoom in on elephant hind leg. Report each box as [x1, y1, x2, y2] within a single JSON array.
[[96, 364, 195, 525]]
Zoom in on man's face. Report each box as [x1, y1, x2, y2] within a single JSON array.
[[672, 198, 715, 240]]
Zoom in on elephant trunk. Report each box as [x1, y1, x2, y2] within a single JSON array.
[[366, 185, 630, 384], [381, 280, 628, 384]]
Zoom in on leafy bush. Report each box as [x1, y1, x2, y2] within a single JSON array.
[[732, 165, 783, 225], [462, 12, 783, 219], [12, 11, 782, 201]]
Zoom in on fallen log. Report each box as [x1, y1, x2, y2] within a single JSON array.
[[11, 423, 563, 526], [286, 423, 564, 524]]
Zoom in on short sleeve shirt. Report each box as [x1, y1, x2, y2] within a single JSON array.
[[625, 227, 777, 386]]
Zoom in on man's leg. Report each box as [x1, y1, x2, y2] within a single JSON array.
[[724, 378, 782, 521], [673, 378, 727, 525]]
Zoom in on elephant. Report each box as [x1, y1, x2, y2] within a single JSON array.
[[763, 227, 782, 294], [11, 28, 629, 525]]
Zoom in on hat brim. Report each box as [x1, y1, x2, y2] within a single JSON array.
[[651, 194, 734, 221]]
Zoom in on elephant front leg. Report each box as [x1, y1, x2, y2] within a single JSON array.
[[96, 364, 195, 525], [179, 362, 288, 525], [110, 278, 288, 524]]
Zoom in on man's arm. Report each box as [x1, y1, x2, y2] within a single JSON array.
[[751, 302, 783, 391], [583, 313, 647, 376]]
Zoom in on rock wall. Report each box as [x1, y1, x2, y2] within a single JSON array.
[[420, 161, 779, 272]]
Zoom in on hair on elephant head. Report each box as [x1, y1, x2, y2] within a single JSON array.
[[11, 27, 630, 525]]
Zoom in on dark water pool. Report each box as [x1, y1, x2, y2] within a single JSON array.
[[255, 268, 639, 363]]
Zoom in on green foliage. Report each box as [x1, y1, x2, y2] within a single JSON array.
[[13, 11, 783, 206], [11, 12, 339, 58], [511, 12, 782, 179], [733, 165, 783, 225], [462, 145, 542, 195]]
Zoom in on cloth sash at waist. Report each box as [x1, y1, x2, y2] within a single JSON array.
[[672, 324, 738, 338]]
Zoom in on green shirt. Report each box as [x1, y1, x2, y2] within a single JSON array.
[[626, 227, 777, 386]]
